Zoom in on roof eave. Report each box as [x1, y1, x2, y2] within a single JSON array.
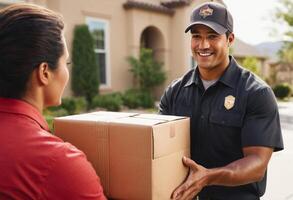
[[124, 1, 175, 16]]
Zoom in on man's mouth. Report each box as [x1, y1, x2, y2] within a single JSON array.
[[198, 52, 213, 57]]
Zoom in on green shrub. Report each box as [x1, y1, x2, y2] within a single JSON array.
[[61, 97, 87, 114], [92, 93, 123, 111], [241, 56, 261, 76], [44, 97, 87, 131], [123, 89, 154, 109], [138, 90, 154, 108], [45, 105, 61, 112], [46, 97, 87, 115], [71, 24, 99, 106], [44, 108, 69, 131], [122, 89, 141, 109], [273, 83, 292, 99], [127, 48, 166, 92], [44, 107, 69, 117]]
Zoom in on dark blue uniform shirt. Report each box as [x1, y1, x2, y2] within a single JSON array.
[[159, 56, 284, 200]]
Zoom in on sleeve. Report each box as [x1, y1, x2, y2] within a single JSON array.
[[44, 143, 107, 200], [158, 84, 173, 115], [241, 87, 284, 152]]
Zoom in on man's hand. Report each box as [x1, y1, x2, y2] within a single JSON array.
[[171, 146, 273, 200], [172, 157, 209, 200]]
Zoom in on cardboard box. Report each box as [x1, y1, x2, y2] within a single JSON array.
[[54, 111, 190, 200]]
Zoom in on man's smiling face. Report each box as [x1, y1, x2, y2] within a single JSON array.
[[191, 24, 232, 72]]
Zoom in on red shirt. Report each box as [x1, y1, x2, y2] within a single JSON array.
[[0, 98, 106, 200]]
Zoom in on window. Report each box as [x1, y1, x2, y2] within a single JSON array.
[[86, 17, 110, 87]]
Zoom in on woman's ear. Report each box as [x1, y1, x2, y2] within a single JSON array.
[[36, 62, 51, 86]]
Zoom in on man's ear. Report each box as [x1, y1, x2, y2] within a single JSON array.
[[36, 62, 51, 86], [228, 32, 235, 46]]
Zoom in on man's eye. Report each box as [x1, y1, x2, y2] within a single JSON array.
[[208, 34, 218, 39]]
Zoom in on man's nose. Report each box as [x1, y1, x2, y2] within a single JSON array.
[[199, 38, 210, 49]]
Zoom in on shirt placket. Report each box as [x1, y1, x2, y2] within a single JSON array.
[[196, 84, 216, 164]]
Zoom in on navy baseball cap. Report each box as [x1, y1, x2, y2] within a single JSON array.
[[185, 2, 233, 34]]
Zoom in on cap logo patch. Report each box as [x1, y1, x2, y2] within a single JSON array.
[[199, 5, 213, 18]]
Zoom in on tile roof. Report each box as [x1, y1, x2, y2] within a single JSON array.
[[160, 0, 191, 8], [123, 1, 227, 18], [123, 0, 225, 15], [123, 0, 175, 15]]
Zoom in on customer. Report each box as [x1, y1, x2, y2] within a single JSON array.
[[0, 3, 106, 199]]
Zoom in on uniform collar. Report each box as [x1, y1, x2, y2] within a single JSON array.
[[218, 56, 239, 89], [184, 67, 200, 87], [0, 97, 50, 131], [184, 56, 239, 89]]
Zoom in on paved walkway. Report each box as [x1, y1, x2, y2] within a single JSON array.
[[261, 128, 293, 200], [261, 100, 293, 200], [278, 101, 293, 130]]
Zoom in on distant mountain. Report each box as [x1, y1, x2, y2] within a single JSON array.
[[232, 38, 267, 58], [255, 41, 284, 62]]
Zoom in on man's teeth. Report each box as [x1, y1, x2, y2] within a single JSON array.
[[198, 52, 212, 56]]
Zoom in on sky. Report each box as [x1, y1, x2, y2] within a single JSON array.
[[223, 0, 289, 45]]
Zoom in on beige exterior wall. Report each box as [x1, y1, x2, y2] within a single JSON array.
[[271, 63, 293, 86], [45, 0, 136, 96]]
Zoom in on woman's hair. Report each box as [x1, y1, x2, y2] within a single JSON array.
[[0, 3, 64, 98]]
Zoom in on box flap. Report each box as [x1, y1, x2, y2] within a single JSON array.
[[89, 111, 138, 118], [108, 116, 190, 159], [54, 111, 138, 122], [135, 113, 187, 121], [109, 117, 166, 126], [55, 114, 108, 122], [152, 118, 190, 159]]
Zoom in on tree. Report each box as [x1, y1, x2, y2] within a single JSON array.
[[279, 42, 293, 63], [276, 0, 293, 62], [127, 48, 166, 92], [241, 57, 261, 76], [71, 25, 99, 107]]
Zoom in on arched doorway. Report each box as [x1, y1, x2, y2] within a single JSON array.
[[139, 26, 166, 99], [140, 26, 165, 63]]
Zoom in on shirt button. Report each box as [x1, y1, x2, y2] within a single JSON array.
[[200, 115, 204, 119]]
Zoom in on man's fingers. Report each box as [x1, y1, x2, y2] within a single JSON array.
[[175, 183, 201, 200], [172, 184, 186, 199], [183, 156, 199, 169], [172, 180, 192, 199], [173, 157, 206, 199]]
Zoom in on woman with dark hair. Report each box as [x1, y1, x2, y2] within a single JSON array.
[[0, 3, 106, 199]]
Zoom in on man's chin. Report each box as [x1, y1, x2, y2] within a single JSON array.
[[197, 63, 212, 69]]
